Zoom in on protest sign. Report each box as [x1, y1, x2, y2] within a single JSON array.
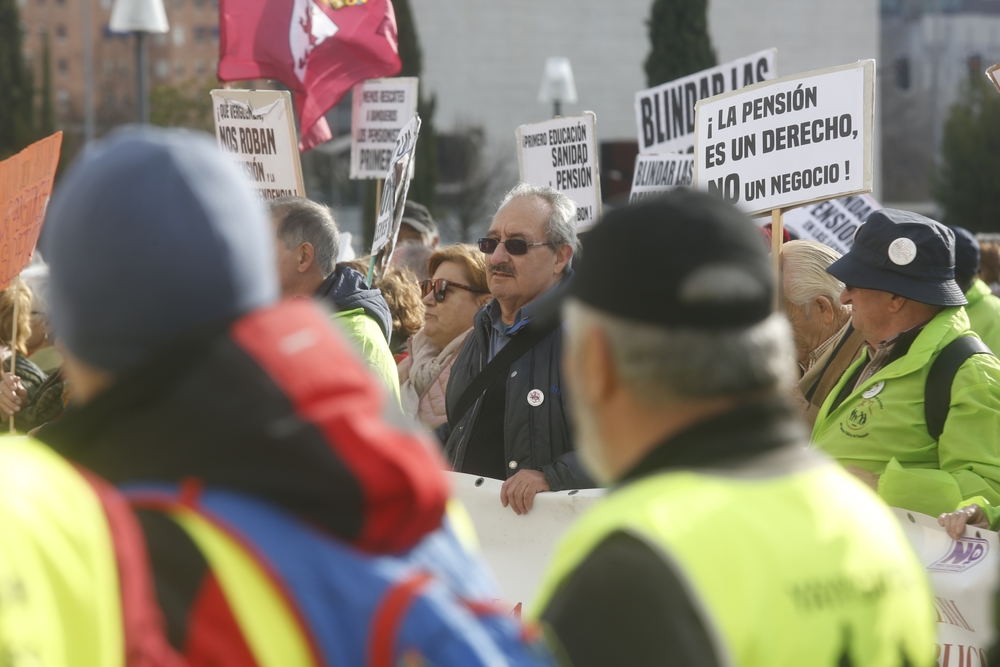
[[211, 90, 305, 202], [780, 193, 879, 255], [350, 77, 419, 180], [0, 132, 62, 289], [516, 112, 601, 230], [893, 508, 998, 664], [635, 49, 778, 155], [988, 63, 1000, 94], [694, 60, 875, 218], [448, 472, 604, 607], [371, 115, 422, 257], [629, 153, 694, 203]]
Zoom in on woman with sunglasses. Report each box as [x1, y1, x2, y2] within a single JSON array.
[[398, 244, 491, 432]]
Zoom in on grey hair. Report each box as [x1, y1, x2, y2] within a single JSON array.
[[497, 182, 578, 272], [267, 196, 340, 278], [781, 240, 847, 317], [565, 299, 795, 403]]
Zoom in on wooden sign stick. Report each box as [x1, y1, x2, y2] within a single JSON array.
[[367, 178, 384, 285], [9, 277, 18, 434], [771, 208, 784, 312]]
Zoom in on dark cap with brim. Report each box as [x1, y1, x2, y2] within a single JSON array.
[[825, 208, 966, 306], [569, 190, 772, 329]]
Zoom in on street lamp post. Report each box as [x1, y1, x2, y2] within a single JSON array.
[[538, 57, 578, 119], [109, 0, 169, 124]]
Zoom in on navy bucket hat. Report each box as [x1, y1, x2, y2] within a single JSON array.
[[826, 208, 966, 307]]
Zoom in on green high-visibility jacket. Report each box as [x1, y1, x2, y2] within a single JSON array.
[[333, 308, 401, 405], [531, 452, 935, 666], [0, 438, 123, 667], [965, 278, 1000, 354], [812, 306, 1000, 517]]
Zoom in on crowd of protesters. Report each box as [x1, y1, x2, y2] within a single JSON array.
[[5, 125, 1000, 666]]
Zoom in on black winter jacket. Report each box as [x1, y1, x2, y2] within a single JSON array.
[[443, 282, 594, 491]]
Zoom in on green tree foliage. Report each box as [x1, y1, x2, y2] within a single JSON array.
[[644, 0, 717, 87], [0, 0, 36, 159], [150, 77, 217, 133], [38, 32, 55, 137], [935, 71, 1000, 232], [395, 0, 436, 209]]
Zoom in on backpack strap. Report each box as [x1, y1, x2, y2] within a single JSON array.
[[925, 336, 994, 441], [449, 317, 561, 427], [367, 572, 435, 667]]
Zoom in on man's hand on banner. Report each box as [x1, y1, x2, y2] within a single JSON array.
[[0, 372, 26, 419], [938, 504, 990, 540], [500, 470, 550, 516]]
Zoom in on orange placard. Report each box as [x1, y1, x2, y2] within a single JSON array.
[[0, 132, 63, 291]]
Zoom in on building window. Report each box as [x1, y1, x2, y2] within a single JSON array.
[[174, 59, 185, 76], [99, 0, 111, 9], [895, 57, 910, 90], [57, 57, 68, 74], [172, 25, 185, 46], [194, 26, 205, 43], [194, 0, 205, 9], [195, 59, 206, 75], [55, 24, 66, 40], [55, 0, 65, 6], [155, 59, 169, 78], [56, 88, 70, 111]]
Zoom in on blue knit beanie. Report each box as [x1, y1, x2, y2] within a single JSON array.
[[41, 127, 279, 374]]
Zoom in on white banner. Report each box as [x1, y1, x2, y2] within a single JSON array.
[[635, 49, 778, 155], [351, 77, 419, 180], [516, 112, 601, 231], [893, 508, 998, 665], [781, 193, 880, 255], [371, 116, 421, 256], [448, 472, 604, 607], [629, 153, 694, 204], [695, 60, 875, 217], [211, 90, 305, 202]]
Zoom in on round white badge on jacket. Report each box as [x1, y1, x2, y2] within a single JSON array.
[[527, 389, 545, 407], [888, 238, 917, 265], [862, 381, 885, 398]]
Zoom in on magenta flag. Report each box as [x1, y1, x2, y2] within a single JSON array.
[[219, 0, 402, 152]]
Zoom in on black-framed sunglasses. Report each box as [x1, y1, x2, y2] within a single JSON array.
[[477, 237, 555, 256], [420, 278, 488, 303]]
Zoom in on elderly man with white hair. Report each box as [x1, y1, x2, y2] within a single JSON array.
[[781, 240, 865, 425], [444, 183, 595, 514]]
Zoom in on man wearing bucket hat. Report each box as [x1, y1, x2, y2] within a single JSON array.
[[812, 209, 1000, 518]]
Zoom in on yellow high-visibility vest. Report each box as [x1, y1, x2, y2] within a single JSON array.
[[531, 455, 936, 666]]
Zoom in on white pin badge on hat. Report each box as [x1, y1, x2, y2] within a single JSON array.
[[527, 389, 545, 407], [888, 238, 917, 266]]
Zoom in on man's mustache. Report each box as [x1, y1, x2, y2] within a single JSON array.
[[490, 264, 516, 277]]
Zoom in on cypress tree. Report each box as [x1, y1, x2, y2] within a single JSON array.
[[935, 70, 1000, 232], [363, 0, 437, 251], [0, 0, 35, 158], [644, 0, 717, 87], [39, 31, 55, 137]]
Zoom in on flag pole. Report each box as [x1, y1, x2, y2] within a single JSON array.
[[771, 208, 784, 312]]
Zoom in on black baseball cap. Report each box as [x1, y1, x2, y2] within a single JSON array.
[[400, 200, 437, 237], [826, 208, 966, 307], [569, 190, 772, 329]]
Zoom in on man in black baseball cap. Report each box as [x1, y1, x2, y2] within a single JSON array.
[[530, 191, 935, 667], [397, 200, 440, 249], [812, 209, 1000, 521]]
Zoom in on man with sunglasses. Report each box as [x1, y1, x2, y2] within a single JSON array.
[[444, 183, 595, 514], [812, 209, 1000, 520]]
